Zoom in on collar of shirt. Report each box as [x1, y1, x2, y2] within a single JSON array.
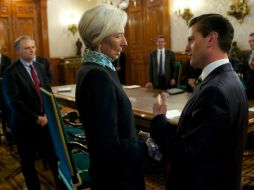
[[157, 48, 165, 52], [201, 58, 229, 80], [20, 58, 33, 68], [20, 59, 34, 77]]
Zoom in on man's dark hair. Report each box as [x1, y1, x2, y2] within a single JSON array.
[[250, 33, 254, 37], [189, 14, 234, 53], [157, 35, 165, 40]]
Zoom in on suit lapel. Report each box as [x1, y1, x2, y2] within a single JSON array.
[[178, 63, 234, 133], [17, 60, 38, 92], [153, 51, 158, 72], [199, 63, 233, 90], [164, 51, 170, 75]]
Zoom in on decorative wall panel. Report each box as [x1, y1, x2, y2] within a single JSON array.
[[170, 0, 254, 52]]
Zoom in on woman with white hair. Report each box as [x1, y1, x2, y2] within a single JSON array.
[[75, 4, 148, 190]]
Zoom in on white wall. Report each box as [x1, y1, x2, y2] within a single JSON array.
[[47, 0, 254, 57], [47, 0, 101, 57], [170, 0, 254, 52]]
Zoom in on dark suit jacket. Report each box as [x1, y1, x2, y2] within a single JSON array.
[[148, 49, 175, 89], [76, 63, 147, 190], [1, 55, 12, 77], [151, 63, 248, 190], [35, 56, 52, 85], [3, 60, 51, 138], [242, 50, 254, 98]]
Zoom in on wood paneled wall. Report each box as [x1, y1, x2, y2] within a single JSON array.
[[125, 0, 171, 86], [0, 0, 49, 60]]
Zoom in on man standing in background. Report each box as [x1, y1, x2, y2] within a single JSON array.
[[145, 35, 176, 89], [3, 35, 60, 190], [243, 32, 254, 99]]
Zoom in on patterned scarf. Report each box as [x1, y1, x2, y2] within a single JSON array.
[[82, 48, 116, 71]]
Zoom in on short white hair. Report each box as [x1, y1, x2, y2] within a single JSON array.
[[14, 35, 34, 50], [78, 4, 127, 49]]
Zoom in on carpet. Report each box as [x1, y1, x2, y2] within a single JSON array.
[[0, 144, 55, 190], [0, 143, 253, 190]]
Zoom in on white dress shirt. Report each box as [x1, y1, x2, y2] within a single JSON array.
[[157, 48, 165, 75]]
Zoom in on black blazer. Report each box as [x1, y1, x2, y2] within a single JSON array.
[[76, 63, 147, 190], [35, 56, 52, 85], [3, 60, 51, 137], [1, 55, 12, 77], [148, 49, 175, 88], [151, 63, 248, 190]]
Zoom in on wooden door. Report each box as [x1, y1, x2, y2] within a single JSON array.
[[11, 1, 39, 59], [0, 1, 13, 57], [125, 0, 171, 86], [125, 0, 145, 85], [0, 0, 49, 60]]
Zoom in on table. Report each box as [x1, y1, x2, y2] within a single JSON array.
[[52, 84, 254, 133], [52, 84, 191, 127]]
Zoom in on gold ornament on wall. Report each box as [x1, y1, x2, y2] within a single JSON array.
[[175, 0, 194, 25], [176, 8, 194, 25], [68, 24, 78, 35], [227, 0, 249, 23]]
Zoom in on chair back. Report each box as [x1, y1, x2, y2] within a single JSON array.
[[40, 88, 89, 190], [175, 61, 188, 89]]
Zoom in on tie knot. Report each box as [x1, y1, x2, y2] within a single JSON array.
[[195, 76, 202, 86]]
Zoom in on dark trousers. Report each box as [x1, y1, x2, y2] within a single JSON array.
[[157, 75, 168, 90], [245, 68, 254, 99], [15, 126, 59, 190]]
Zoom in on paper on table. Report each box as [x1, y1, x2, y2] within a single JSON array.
[[249, 107, 254, 112], [166, 109, 181, 119], [123, 85, 141, 89], [57, 87, 72, 92]]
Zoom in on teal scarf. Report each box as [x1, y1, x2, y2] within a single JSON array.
[[82, 48, 116, 71]]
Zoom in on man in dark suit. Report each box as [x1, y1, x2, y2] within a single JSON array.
[[0, 45, 12, 77], [150, 14, 248, 190], [243, 33, 254, 99], [34, 55, 52, 85], [145, 35, 176, 89], [3, 35, 60, 190]]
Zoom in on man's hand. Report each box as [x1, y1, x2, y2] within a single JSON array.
[[145, 82, 153, 89], [187, 78, 195, 88], [170, 79, 176, 86], [153, 92, 168, 116], [36, 114, 48, 127], [138, 130, 150, 141]]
